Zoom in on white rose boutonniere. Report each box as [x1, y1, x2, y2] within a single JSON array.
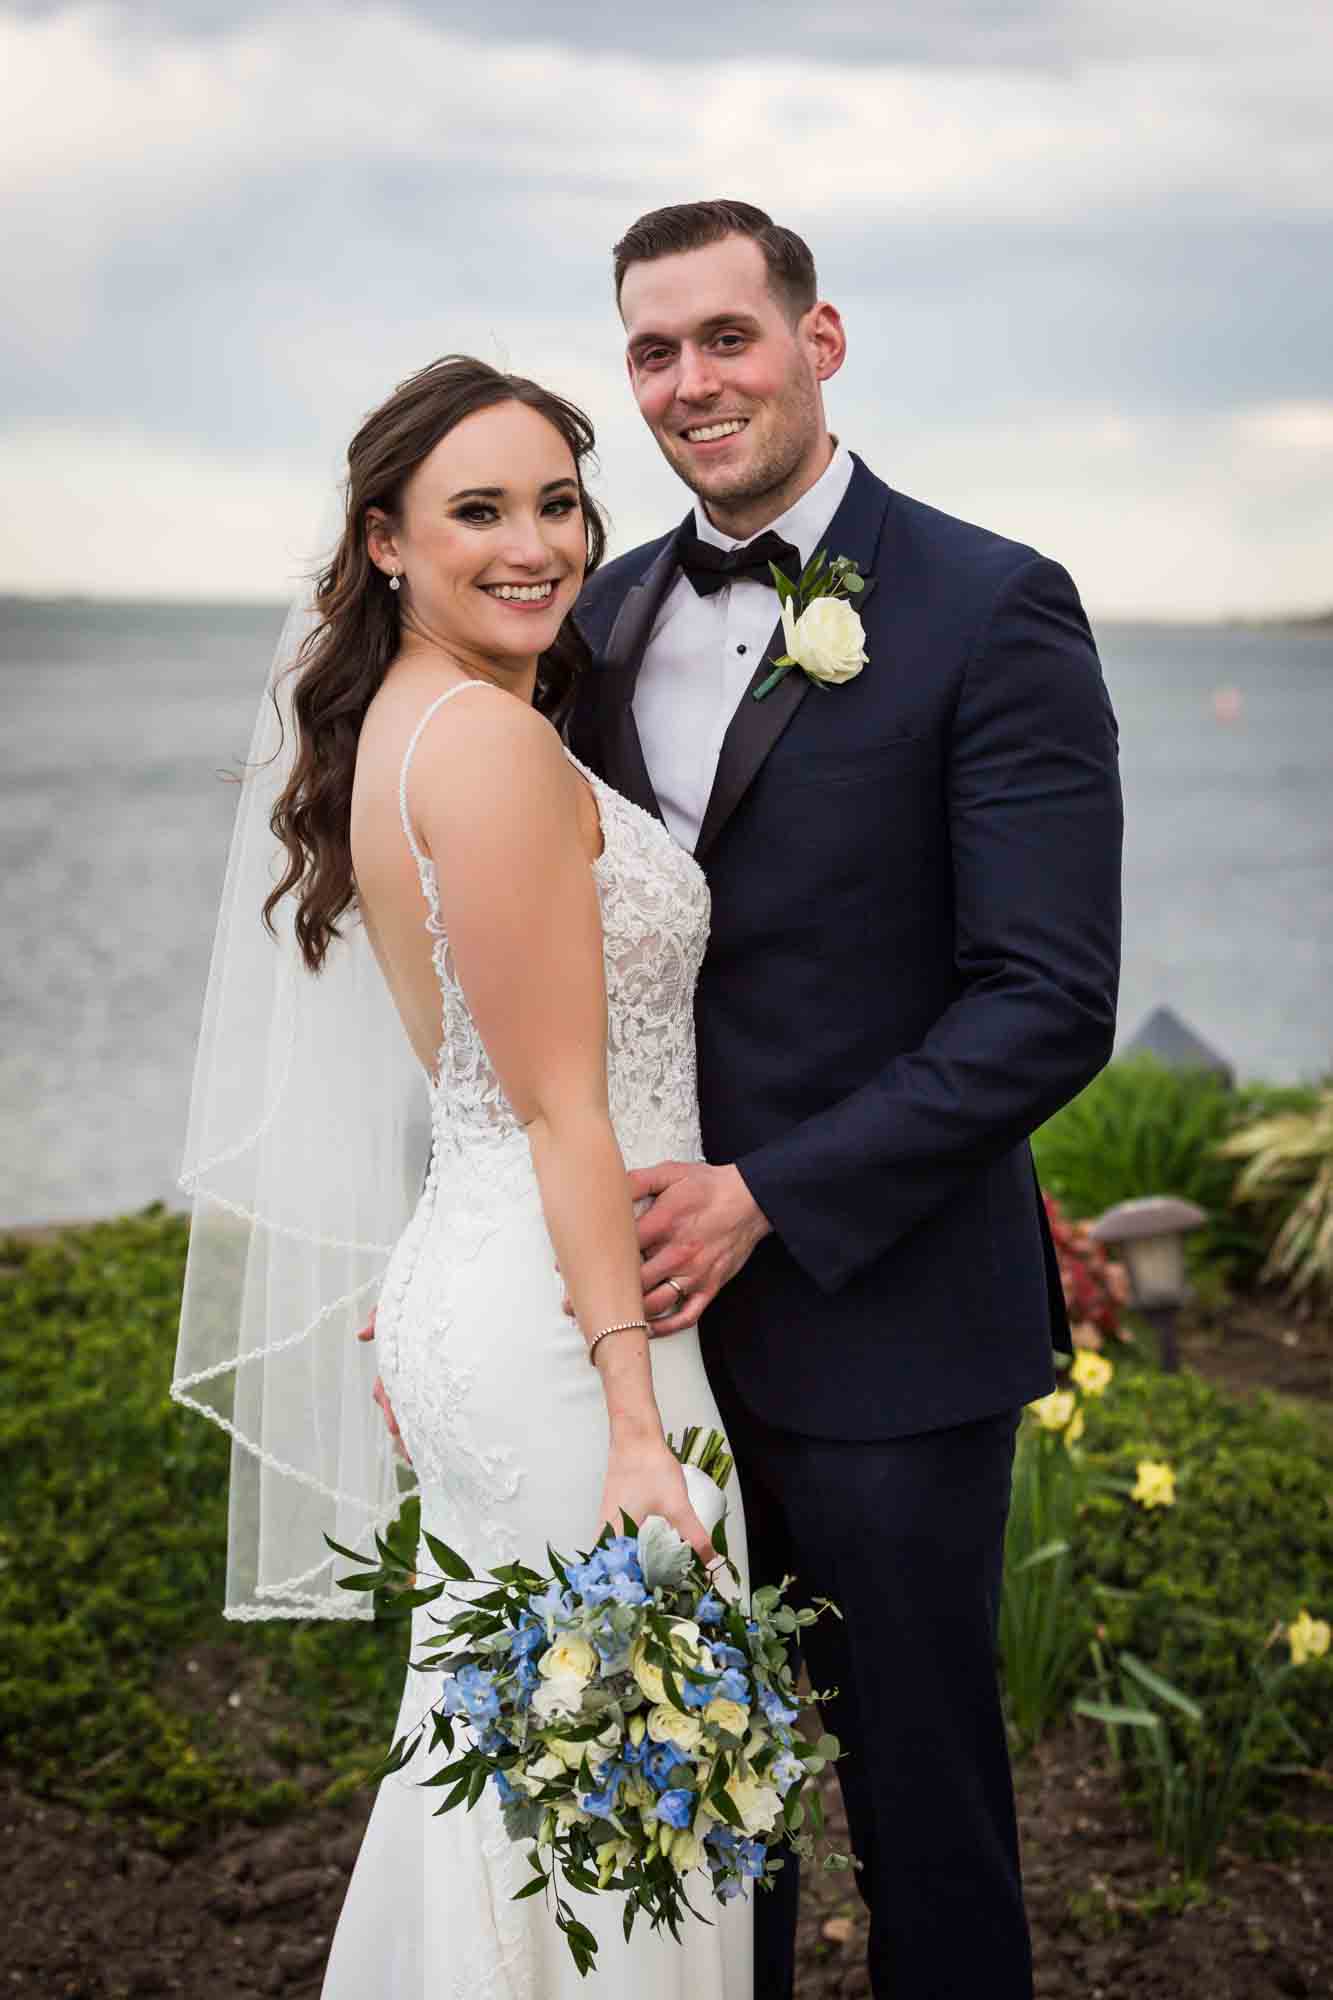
[[753, 549, 869, 700]]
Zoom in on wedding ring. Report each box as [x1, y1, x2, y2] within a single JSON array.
[[665, 1277, 688, 1306]]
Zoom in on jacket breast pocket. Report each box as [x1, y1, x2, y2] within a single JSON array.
[[761, 737, 930, 789]]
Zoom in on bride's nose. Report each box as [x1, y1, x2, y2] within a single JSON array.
[[500, 512, 554, 572]]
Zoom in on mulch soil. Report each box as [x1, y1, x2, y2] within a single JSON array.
[[5, 1292, 1330, 1999]]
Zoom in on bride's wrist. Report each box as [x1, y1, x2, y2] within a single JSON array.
[[607, 1411, 666, 1451]]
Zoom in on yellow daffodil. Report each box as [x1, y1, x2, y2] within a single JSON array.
[[1288, 1609, 1331, 1666], [1070, 1350, 1113, 1397], [1063, 1406, 1086, 1450], [1029, 1389, 1076, 1431], [1131, 1460, 1176, 1510]]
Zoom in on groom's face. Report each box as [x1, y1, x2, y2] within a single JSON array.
[[620, 235, 832, 522]]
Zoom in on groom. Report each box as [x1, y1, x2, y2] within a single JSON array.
[[568, 201, 1123, 1999]]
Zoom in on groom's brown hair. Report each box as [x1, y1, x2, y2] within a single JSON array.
[[613, 200, 817, 325]]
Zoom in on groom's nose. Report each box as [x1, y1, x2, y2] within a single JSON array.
[[675, 343, 721, 406]]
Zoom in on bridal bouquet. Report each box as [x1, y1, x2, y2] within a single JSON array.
[[329, 1429, 846, 1977]]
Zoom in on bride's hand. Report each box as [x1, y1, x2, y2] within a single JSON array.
[[598, 1433, 718, 1569]]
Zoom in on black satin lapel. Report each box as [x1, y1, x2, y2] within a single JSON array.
[[596, 535, 683, 825], [694, 607, 810, 862], [692, 465, 889, 861]]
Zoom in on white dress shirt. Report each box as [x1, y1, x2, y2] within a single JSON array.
[[633, 440, 856, 852]]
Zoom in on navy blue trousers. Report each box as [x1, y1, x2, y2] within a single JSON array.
[[706, 1360, 1032, 2000]]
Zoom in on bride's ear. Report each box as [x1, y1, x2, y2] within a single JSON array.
[[365, 507, 400, 578]]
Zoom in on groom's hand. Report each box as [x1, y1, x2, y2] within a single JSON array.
[[630, 1162, 771, 1334]]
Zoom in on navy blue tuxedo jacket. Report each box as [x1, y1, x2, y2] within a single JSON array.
[[569, 456, 1123, 1441]]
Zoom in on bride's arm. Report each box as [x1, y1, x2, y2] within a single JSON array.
[[408, 694, 717, 1562]]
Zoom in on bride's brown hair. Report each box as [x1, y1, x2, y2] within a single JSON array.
[[265, 354, 608, 972]]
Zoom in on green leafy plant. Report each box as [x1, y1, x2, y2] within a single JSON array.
[[1075, 1638, 1315, 1880], [1220, 1086, 1333, 1312], [1032, 1057, 1318, 1288], [999, 1419, 1093, 1748]]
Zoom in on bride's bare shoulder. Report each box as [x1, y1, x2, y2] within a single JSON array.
[[357, 677, 577, 853]]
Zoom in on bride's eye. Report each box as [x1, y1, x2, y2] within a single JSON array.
[[544, 497, 579, 518], [455, 503, 498, 525]]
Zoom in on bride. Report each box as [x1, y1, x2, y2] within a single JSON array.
[[172, 356, 751, 1997]]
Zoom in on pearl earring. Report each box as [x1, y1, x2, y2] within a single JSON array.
[[388, 572, 402, 592]]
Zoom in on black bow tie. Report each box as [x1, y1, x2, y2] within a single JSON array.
[[676, 523, 801, 598]]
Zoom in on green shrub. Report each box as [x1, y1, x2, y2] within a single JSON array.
[[0, 1210, 410, 1849], [1071, 1366, 1332, 1783], [1032, 1057, 1319, 1287]]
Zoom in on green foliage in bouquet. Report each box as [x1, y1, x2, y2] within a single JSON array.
[[1032, 1057, 1319, 1288], [329, 1447, 847, 1978]]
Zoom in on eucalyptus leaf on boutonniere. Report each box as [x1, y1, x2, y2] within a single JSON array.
[[752, 549, 869, 701]]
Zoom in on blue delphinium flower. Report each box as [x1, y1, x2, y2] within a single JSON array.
[[641, 1739, 689, 1791], [714, 1666, 750, 1706], [604, 1569, 649, 1607], [508, 1614, 546, 1658], [679, 1674, 716, 1711], [710, 1643, 748, 1670], [655, 1788, 694, 1829], [705, 1824, 739, 1857], [599, 1535, 643, 1578], [581, 1764, 628, 1818], [758, 1685, 798, 1731], [531, 1580, 574, 1634], [455, 1663, 501, 1725], [771, 1748, 805, 1795], [694, 1591, 725, 1626], [492, 1768, 520, 1805], [716, 1876, 745, 1903], [475, 1722, 508, 1757], [737, 1838, 767, 1879], [511, 1655, 541, 1703]]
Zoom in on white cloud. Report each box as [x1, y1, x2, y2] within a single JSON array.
[[2, 3, 1331, 611]]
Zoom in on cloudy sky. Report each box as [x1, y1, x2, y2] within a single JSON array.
[[4, 0, 1331, 617]]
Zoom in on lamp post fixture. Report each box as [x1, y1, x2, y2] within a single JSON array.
[[1089, 1196, 1208, 1373]]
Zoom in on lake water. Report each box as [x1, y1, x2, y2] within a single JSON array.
[[2, 598, 1330, 1228]]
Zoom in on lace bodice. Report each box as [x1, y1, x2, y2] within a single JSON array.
[[397, 683, 710, 1182]]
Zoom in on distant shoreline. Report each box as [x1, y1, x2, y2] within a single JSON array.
[[2, 592, 1332, 631]]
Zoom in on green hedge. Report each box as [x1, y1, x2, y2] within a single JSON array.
[[0, 1209, 410, 1849], [1071, 1363, 1332, 1774]]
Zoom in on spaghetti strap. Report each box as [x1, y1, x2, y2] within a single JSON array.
[[397, 680, 498, 870]]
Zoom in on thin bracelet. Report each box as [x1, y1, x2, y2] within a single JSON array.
[[587, 1319, 650, 1367]]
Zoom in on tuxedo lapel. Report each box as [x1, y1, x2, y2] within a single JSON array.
[[593, 533, 684, 825], [693, 457, 890, 864]]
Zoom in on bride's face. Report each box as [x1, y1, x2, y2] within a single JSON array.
[[373, 400, 588, 664]]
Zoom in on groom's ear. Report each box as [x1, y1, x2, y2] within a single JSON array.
[[805, 301, 847, 385]]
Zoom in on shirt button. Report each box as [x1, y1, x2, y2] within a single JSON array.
[[737, 644, 748, 655]]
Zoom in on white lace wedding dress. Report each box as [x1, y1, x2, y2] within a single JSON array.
[[321, 682, 752, 1999]]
